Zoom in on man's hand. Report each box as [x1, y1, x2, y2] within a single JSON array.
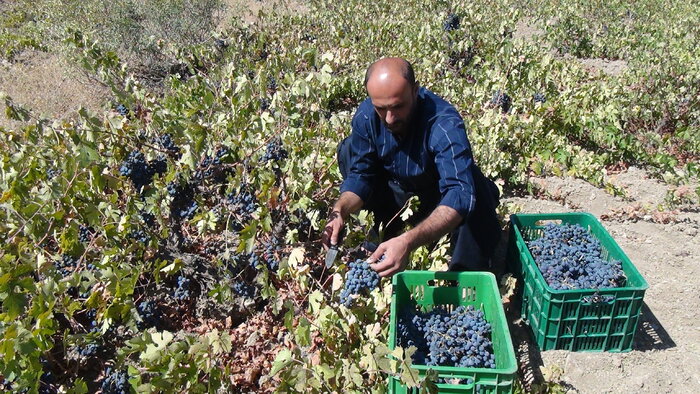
[[322, 210, 344, 250], [322, 191, 364, 250], [367, 205, 463, 277], [368, 235, 411, 277]]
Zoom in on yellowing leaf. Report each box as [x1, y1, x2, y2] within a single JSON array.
[[288, 247, 305, 268], [332, 273, 343, 292]]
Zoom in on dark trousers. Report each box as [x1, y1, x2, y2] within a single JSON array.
[[337, 137, 501, 271]]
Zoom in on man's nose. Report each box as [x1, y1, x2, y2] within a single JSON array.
[[386, 110, 396, 124]]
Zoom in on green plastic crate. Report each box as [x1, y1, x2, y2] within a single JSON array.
[[388, 271, 517, 394], [508, 212, 649, 352]]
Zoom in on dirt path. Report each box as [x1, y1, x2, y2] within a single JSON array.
[[502, 168, 700, 393], [0, 50, 110, 130]]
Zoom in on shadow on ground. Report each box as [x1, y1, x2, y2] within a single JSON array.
[[633, 302, 676, 351]]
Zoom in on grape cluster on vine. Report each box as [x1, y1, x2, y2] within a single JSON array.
[[54, 254, 77, 277], [38, 358, 54, 394], [154, 133, 181, 158], [139, 211, 156, 228], [490, 90, 512, 113], [167, 181, 198, 220], [47, 167, 61, 180], [527, 223, 626, 290], [339, 259, 380, 307], [267, 76, 277, 91], [195, 147, 231, 182], [128, 229, 150, 244], [75, 343, 101, 359], [67, 277, 93, 299], [226, 184, 258, 226], [84, 308, 100, 333], [292, 209, 313, 240], [443, 13, 460, 31], [136, 299, 160, 329], [101, 367, 130, 394], [118, 150, 167, 190], [232, 281, 256, 299], [115, 104, 129, 117], [533, 92, 546, 104], [260, 238, 281, 271], [174, 275, 192, 300], [397, 305, 496, 369], [261, 139, 288, 163], [78, 225, 94, 243]]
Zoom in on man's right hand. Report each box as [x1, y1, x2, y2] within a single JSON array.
[[322, 191, 363, 250], [322, 210, 345, 250]]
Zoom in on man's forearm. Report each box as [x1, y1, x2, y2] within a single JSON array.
[[332, 191, 364, 219], [399, 205, 463, 250]]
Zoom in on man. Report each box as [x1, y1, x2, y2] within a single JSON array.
[[322, 57, 501, 277]]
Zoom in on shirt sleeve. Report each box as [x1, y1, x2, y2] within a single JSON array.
[[430, 116, 476, 218], [339, 109, 377, 202]]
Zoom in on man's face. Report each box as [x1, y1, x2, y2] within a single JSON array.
[[366, 74, 418, 136]]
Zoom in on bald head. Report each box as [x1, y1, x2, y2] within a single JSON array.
[[364, 57, 419, 135], [364, 57, 416, 88]]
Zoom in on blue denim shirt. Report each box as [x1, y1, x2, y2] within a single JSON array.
[[340, 87, 477, 218]]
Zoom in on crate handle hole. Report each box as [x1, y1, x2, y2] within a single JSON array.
[[534, 219, 563, 226], [410, 285, 425, 301], [581, 294, 616, 304], [427, 279, 458, 288], [461, 286, 476, 301]]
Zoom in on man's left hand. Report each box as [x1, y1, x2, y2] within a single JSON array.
[[368, 236, 411, 277]]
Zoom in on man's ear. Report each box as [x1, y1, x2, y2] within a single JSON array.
[[412, 82, 419, 97]]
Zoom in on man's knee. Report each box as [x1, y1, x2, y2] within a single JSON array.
[[448, 221, 490, 271]]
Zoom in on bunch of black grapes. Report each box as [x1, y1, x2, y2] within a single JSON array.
[[226, 251, 260, 272], [115, 104, 129, 117], [232, 281, 256, 299], [527, 223, 626, 290], [339, 259, 380, 307], [118, 150, 167, 190], [75, 343, 101, 359], [136, 299, 161, 330], [260, 238, 281, 271], [128, 229, 149, 244], [261, 139, 288, 163], [54, 254, 77, 277], [443, 13, 460, 31], [173, 275, 192, 300], [139, 212, 156, 228], [101, 367, 130, 394], [167, 181, 198, 221], [194, 146, 231, 183], [153, 134, 181, 158], [47, 167, 61, 180], [397, 305, 496, 369], [78, 225, 94, 243], [490, 90, 512, 113], [225, 184, 258, 227]]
